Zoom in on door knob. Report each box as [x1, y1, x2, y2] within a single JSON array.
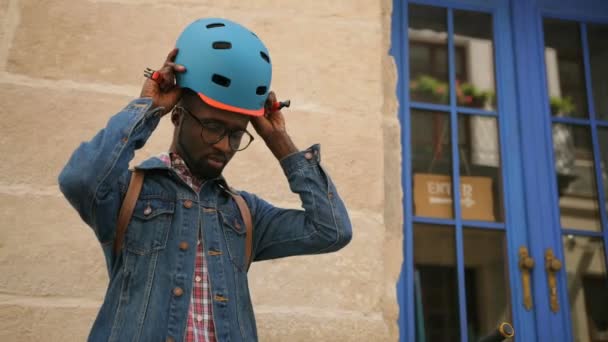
[[545, 248, 562, 313], [518, 246, 534, 310]]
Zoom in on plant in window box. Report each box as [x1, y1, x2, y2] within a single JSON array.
[[456, 82, 489, 108], [550, 96, 575, 116], [410, 75, 448, 103]]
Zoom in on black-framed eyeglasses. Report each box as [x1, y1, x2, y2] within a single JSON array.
[[177, 106, 254, 152]]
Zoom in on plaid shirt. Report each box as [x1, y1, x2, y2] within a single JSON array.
[[158, 153, 216, 342]]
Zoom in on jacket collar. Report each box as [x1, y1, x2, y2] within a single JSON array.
[[135, 156, 235, 194]]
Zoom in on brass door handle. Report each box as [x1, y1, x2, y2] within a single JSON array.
[[545, 248, 562, 313], [518, 246, 534, 310]]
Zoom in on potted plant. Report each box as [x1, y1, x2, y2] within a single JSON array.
[[410, 75, 448, 103], [550, 96, 575, 116], [456, 82, 488, 108]]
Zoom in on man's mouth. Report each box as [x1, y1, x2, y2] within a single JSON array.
[[206, 155, 226, 169]]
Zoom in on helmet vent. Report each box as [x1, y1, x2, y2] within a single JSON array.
[[256, 86, 267, 95], [212, 74, 231, 87], [212, 41, 232, 49], [206, 23, 225, 29], [260, 51, 270, 63]]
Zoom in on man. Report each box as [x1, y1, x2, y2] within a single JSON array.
[[58, 18, 352, 342]]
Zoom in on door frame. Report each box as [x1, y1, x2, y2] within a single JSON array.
[[393, 0, 608, 340], [392, 0, 533, 340], [512, 1, 608, 341]]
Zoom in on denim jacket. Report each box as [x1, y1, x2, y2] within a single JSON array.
[[58, 98, 352, 342]]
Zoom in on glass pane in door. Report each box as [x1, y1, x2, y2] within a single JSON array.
[[543, 17, 608, 342], [552, 124, 603, 232], [562, 235, 608, 341], [414, 224, 459, 341], [412, 110, 455, 219], [543, 19, 588, 118], [409, 4, 450, 105], [458, 115, 504, 222], [408, 6, 511, 342], [463, 228, 512, 341], [453, 10, 497, 111], [588, 24, 608, 121]]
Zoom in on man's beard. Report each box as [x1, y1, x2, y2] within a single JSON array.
[[177, 124, 225, 180]]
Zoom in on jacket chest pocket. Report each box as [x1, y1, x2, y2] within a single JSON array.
[[219, 209, 247, 271], [126, 198, 175, 255]]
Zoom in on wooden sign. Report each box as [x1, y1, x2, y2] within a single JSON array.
[[414, 173, 495, 221]]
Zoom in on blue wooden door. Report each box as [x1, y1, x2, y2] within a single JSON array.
[[393, 0, 608, 341]]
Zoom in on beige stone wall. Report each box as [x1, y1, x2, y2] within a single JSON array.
[[0, 0, 402, 341]]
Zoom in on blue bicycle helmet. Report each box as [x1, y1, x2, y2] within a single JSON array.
[[174, 18, 272, 116]]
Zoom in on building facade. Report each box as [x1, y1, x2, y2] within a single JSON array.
[[0, 0, 607, 341]]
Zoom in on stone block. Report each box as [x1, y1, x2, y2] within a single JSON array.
[[93, 0, 382, 20], [256, 306, 389, 341], [0, 297, 98, 341], [8, 0, 383, 113], [248, 210, 385, 313], [223, 108, 384, 211], [0, 295, 389, 342], [0, 83, 173, 186], [0, 193, 108, 299], [0, 195, 386, 312], [0, 78, 383, 210]]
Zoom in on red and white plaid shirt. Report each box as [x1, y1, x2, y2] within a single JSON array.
[[159, 153, 216, 342]]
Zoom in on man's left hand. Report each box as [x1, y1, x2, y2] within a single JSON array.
[[251, 91, 298, 160]]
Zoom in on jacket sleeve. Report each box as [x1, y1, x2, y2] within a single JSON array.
[[241, 144, 352, 261], [58, 98, 163, 244]]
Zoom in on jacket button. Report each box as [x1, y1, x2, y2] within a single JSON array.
[[179, 241, 189, 251], [183, 200, 193, 208], [304, 152, 313, 160], [173, 287, 184, 297]]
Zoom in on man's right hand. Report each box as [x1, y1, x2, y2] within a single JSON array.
[[140, 48, 186, 116]]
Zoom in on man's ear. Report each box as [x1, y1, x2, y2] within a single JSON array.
[[171, 108, 182, 126]]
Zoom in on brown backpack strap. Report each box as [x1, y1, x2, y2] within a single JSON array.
[[113, 170, 145, 255], [230, 193, 254, 271]]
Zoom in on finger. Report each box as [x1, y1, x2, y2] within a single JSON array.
[[267, 91, 277, 104], [164, 62, 186, 73], [264, 91, 277, 115], [165, 48, 179, 64], [156, 68, 176, 92]]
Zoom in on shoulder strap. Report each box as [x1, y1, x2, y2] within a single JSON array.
[[113, 170, 145, 255], [230, 193, 254, 272]]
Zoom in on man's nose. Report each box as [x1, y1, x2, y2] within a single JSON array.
[[213, 135, 232, 154]]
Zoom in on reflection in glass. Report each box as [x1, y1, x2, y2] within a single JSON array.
[[562, 235, 608, 341], [458, 115, 504, 221], [463, 229, 511, 341], [414, 224, 459, 341], [600, 129, 608, 218], [553, 124, 602, 231], [544, 19, 588, 118], [409, 4, 449, 105], [454, 10, 497, 111], [588, 24, 608, 121], [412, 110, 454, 219]]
